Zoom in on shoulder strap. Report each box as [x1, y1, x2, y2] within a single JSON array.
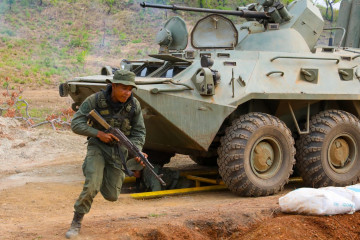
[[128, 96, 136, 120], [95, 90, 108, 111]]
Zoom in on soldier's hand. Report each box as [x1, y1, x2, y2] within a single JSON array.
[[135, 152, 147, 167], [142, 152, 148, 159], [96, 131, 119, 143]]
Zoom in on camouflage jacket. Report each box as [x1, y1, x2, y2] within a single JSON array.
[[71, 89, 146, 151]]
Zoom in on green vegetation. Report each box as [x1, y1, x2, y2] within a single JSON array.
[[317, 4, 339, 23], [0, 0, 169, 86], [26, 107, 53, 120], [131, 38, 142, 44]]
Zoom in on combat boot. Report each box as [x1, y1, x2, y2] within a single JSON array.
[[65, 211, 84, 239]]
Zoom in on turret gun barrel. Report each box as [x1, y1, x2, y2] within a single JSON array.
[[140, 2, 270, 19]]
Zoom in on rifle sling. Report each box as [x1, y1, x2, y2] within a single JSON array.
[[115, 143, 134, 177]]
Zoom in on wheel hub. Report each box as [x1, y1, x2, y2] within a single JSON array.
[[327, 134, 357, 174], [250, 137, 282, 179], [252, 141, 274, 172], [329, 138, 349, 167]]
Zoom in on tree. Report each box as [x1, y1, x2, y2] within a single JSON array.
[[324, 0, 340, 23], [324, 0, 340, 46], [199, 0, 205, 8]]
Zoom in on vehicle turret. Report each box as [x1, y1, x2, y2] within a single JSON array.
[[142, 0, 324, 53]]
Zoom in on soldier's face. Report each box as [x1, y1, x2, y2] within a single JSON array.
[[111, 83, 133, 103]]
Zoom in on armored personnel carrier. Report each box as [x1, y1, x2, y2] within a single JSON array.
[[59, 0, 360, 196]]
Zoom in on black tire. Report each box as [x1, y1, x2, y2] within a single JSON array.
[[59, 83, 68, 97], [190, 155, 217, 166], [217, 112, 295, 197], [296, 110, 360, 188]]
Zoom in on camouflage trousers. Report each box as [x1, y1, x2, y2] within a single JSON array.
[[74, 138, 126, 214]]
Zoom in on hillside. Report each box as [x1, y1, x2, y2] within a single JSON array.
[[0, 0, 255, 88], [0, 0, 160, 87]]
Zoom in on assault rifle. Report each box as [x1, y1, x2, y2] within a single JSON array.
[[87, 109, 166, 186]]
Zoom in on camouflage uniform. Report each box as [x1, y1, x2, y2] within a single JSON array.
[[71, 86, 145, 213], [66, 69, 145, 239]]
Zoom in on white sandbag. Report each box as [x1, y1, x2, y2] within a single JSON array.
[[346, 184, 360, 210], [279, 187, 355, 215], [323, 185, 360, 211]]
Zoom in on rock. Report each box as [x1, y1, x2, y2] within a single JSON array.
[[12, 142, 26, 148]]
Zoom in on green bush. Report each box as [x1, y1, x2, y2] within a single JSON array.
[[31, 65, 40, 74], [1, 36, 10, 43], [24, 69, 30, 77], [25, 9, 30, 18], [76, 50, 88, 63], [50, 0, 59, 6], [132, 38, 142, 44], [119, 32, 127, 40], [68, 29, 90, 49]]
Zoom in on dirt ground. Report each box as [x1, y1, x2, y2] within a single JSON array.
[[1, 89, 360, 240]]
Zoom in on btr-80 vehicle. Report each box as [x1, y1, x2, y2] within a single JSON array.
[[59, 0, 360, 196]]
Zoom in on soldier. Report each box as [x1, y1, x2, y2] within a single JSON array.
[[65, 70, 146, 239], [141, 163, 194, 192]]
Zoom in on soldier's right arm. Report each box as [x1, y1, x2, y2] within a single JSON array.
[[71, 95, 99, 138]]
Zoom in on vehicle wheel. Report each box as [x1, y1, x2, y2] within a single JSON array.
[[296, 110, 360, 187], [144, 149, 175, 166], [59, 83, 68, 97], [217, 112, 295, 196], [190, 155, 217, 166]]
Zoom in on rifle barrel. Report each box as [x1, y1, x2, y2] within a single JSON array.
[[140, 2, 269, 19]]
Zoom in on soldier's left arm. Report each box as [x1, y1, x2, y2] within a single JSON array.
[[128, 98, 146, 151]]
